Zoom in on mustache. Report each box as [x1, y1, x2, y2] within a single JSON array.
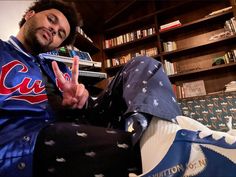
[[40, 27, 53, 43], [32, 27, 53, 44]]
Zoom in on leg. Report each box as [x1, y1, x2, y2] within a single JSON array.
[[105, 56, 181, 122], [87, 56, 181, 140], [99, 58, 236, 177], [82, 56, 185, 175], [33, 122, 135, 177], [113, 56, 181, 145]]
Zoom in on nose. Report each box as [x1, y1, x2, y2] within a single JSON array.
[[49, 27, 56, 36]]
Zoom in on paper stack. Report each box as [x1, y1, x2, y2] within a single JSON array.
[[225, 81, 236, 92]]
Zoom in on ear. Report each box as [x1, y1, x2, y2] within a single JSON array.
[[24, 10, 35, 21]]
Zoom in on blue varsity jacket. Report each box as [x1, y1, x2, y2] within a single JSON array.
[[0, 36, 71, 177]]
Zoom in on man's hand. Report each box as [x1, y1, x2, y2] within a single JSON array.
[[52, 57, 89, 109]]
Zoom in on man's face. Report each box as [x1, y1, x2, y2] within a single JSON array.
[[23, 9, 71, 53]]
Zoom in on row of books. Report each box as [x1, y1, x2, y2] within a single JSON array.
[[223, 49, 236, 63], [105, 47, 158, 68], [159, 20, 182, 32], [164, 48, 236, 76], [77, 27, 93, 43], [212, 49, 236, 66], [224, 17, 236, 35], [163, 41, 177, 52], [104, 27, 156, 49], [209, 18, 236, 41], [172, 80, 206, 99], [173, 79, 236, 99], [105, 54, 131, 68], [164, 60, 178, 76]]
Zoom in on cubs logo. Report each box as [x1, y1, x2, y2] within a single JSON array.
[[0, 60, 47, 104]]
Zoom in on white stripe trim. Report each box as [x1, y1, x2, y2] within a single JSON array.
[[8, 38, 31, 58]]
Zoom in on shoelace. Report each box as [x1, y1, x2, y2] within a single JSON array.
[[199, 130, 236, 145]]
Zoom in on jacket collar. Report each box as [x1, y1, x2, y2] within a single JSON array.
[[8, 36, 35, 58]]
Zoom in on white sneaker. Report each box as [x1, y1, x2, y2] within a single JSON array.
[[131, 117, 236, 177]]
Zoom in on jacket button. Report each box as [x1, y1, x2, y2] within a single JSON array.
[[18, 162, 26, 170], [23, 136, 30, 142]]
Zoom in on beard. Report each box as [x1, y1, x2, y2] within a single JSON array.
[[24, 22, 54, 54]]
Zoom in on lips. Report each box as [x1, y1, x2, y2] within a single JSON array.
[[41, 28, 52, 43]]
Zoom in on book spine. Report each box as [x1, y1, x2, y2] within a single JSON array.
[[159, 23, 182, 32], [160, 20, 181, 29]]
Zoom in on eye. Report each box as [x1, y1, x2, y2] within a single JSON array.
[[47, 15, 56, 24], [58, 30, 66, 39]]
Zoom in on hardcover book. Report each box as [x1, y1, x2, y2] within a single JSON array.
[[183, 80, 206, 98]]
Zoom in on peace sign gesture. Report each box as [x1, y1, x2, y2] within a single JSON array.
[[52, 57, 89, 109]]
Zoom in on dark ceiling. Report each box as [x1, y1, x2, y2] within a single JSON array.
[[64, 0, 134, 34]]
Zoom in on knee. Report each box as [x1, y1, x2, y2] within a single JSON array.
[[124, 56, 163, 71], [133, 56, 161, 64]]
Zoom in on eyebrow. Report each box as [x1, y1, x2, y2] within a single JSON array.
[[49, 13, 67, 38]]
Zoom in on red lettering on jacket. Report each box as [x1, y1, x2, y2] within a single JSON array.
[[0, 60, 47, 104]]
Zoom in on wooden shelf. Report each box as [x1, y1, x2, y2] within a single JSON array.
[[159, 10, 233, 34], [74, 33, 100, 55], [104, 34, 157, 52], [105, 64, 124, 71], [105, 0, 137, 25], [104, 54, 161, 71], [169, 62, 236, 80], [104, 0, 193, 32], [101, 0, 236, 95], [161, 34, 236, 57], [105, 13, 156, 32], [155, 0, 194, 15]]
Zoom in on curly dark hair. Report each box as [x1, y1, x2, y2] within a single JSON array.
[[19, 0, 80, 46]]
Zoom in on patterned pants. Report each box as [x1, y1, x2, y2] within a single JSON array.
[[33, 122, 138, 177], [33, 56, 181, 177]]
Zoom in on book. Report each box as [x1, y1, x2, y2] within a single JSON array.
[[163, 41, 177, 52], [160, 20, 181, 31], [160, 20, 181, 29], [182, 80, 206, 98], [159, 23, 182, 32], [208, 6, 232, 16], [225, 81, 236, 92]]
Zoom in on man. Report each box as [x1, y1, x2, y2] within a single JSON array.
[[1, 1, 236, 177], [0, 1, 133, 177]]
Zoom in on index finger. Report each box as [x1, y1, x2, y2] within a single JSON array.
[[52, 61, 66, 85], [71, 56, 79, 84]]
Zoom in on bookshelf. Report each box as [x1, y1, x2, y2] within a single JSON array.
[[74, 32, 100, 55], [58, 0, 101, 56], [100, 0, 236, 98]]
